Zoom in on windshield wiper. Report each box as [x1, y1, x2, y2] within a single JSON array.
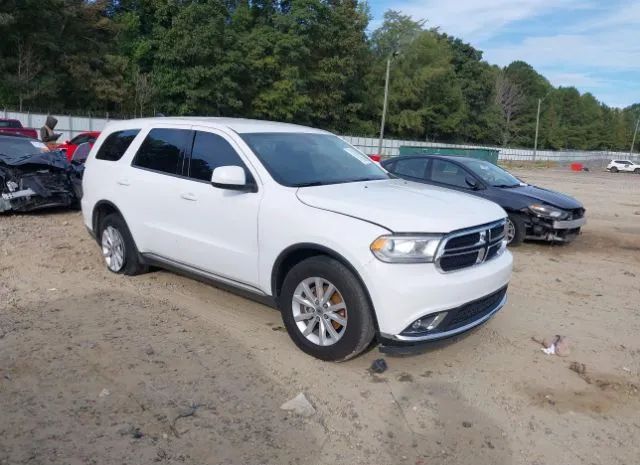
[[493, 184, 520, 188], [337, 176, 386, 184], [294, 177, 386, 188], [293, 181, 327, 187]]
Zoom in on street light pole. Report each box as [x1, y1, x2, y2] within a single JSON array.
[[630, 117, 640, 156], [533, 98, 542, 161], [377, 52, 397, 157]]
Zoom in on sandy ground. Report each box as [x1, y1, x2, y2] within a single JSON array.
[[1, 168, 639, 465]]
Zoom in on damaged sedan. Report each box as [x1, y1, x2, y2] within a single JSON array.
[[382, 155, 586, 245], [0, 134, 84, 213]]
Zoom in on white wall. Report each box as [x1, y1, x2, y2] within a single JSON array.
[[4, 109, 637, 164]]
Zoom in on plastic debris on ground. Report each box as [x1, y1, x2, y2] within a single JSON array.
[[533, 335, 570, 357], [369, 358, 388, 374], [280, 393, 316, 417]]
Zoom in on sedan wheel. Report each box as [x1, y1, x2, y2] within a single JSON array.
[[101, 225, 126, 272], [292, 277, 348, 347], [506, 218, 516, 244]]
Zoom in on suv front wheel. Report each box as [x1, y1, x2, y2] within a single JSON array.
[[280, 256, 375, 361], [99, 213, 147, 276]]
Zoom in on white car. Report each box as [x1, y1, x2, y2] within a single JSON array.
[[81, 118, 512, 360], [607, 159, 640, 173]]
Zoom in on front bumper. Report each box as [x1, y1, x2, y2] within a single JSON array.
[[379, 286, 507, 352], [552, 217, 586, 229], [525, 214, 586, 242], [362, 250, 512, 339]]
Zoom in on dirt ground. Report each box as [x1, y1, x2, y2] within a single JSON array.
[[1, 168, 639, 465]]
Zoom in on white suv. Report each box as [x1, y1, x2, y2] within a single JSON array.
[[607, 159, 640, 173], [82, 118, 512, 360]]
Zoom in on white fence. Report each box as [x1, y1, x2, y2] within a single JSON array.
[[2, 109, 111, 144], [4, 109, 638, 165]]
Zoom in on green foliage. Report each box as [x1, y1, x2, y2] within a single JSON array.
[[0, 0, 637, 151]]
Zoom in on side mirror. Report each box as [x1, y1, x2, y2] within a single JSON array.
[[211, 166, 255, 192], [465, 176, 480, 190]]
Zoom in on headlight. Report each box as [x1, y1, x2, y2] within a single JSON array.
[[528, 203, 568, 219], [370, 234, 442, 263]]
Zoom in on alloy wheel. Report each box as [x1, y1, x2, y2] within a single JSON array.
[[291, 277, 348, 346], [101, 226, 125, 272], [506, 218, 516, 244]]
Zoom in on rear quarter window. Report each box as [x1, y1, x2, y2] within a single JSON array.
[[95, 129, 141, 161]]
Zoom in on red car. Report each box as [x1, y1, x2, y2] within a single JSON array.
[[58, 131, 100, 160], [0, 119, 39, 139]]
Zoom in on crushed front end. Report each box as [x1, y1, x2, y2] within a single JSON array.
[[0, 151, 82, 213]]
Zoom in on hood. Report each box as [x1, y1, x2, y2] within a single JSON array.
[[498, 184, 583, 210], [296, 179, 506, 233]]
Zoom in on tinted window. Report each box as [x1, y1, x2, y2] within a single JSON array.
[[240, 133, 388, 187], [0, 120, 21, 128], [392, 158, 428, 179], [72, 143, 92, 163], [188, 131, 247, 181], [71, 134, 90, 145], [132, 128, 191, 175], [430, 160, 470, 188], [96, 129, 140, 161]]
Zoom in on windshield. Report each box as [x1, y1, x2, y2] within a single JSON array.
[[457, 159, 521, 187], [240, 133, 389, 187]]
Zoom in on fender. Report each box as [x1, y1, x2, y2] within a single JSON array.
[[270, 242, 379, 330]]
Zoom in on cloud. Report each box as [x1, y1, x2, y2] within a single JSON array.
[[377, 0, 638, 107], [544, 72, 606, 88], [384, 0, 592, 41], [484, 31, 640, 71]]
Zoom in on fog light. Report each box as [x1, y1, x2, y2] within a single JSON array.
[[402, 312, 448, 335]]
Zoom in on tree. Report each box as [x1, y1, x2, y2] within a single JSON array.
[[0, 1, 636, 150], [494, 72, 525, 146]]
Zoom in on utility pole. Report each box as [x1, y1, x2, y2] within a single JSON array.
[[377, 52, 398, 157], [533, 98, 541, 161], [630, 117, 640, 156], [533, 91, 553, 161]]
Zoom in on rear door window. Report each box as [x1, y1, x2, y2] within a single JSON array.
[[187, 131, 250, 182], [392, 158, 428, 179], [132, 128, 192, 175], [96, 129, 140, 161]]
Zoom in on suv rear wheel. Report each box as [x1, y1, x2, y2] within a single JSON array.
[[99, 213, 147, 275], [280, 256, 375, 361], [610, 166, 618, 173]]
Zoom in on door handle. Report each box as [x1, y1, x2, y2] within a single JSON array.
[[117, 179, 130, 186], [180, 193, 197, 201]]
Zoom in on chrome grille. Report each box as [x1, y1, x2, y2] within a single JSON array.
[[436, 220, 507, 272]]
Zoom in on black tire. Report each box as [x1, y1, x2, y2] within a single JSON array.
[[635, 168, 640, 174], [506, 214, 526, 246], [610, 166, 618, 173], [98, 213, 148, 276], [279, 256, 375, 361]]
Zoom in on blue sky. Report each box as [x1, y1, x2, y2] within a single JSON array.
[[367, 0, 640, 108]]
